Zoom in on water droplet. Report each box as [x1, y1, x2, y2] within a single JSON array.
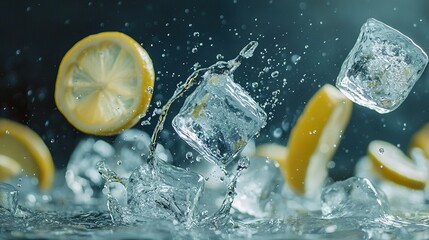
[[273, 128, 282, 138], [147, 86, 153, 94], [216, 54, 224, 60], [193, 32, 200, 37], [16, 49, 21, 55], [379, 148, 384, 154], [291, 54, 301, 64], [117, 160, 122, 166], [5, 130, 10, 135], [50, 139, 55, 143], [196, 155, 202, 162], [271, 71, 279, 78], [252, 82, 259, 88], [191, 47, 198, 53], [156, 101, 162, 107]]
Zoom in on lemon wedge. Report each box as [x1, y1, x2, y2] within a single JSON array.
[[368, 140, 428, 190], [55, 32, 155, 135], [0, 154, 21, 181], [255, 143, 288, 167], [409, 123, 429, 160], [0, 119, 54, 190], [284, 84, 353, 195]]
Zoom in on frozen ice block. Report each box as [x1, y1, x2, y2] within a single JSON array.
[[127, 158, 204, 224], [0, 183, 18, 215], [232, 157, 285, 217], [321, 177, 389, 219], [336, 18, 428, 113], [173, 73, 267, 166], [66, 138, 115, 200]]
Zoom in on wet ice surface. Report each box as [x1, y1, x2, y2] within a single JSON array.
[[173, 72, 267, 167], [336, 18, 428, 113]]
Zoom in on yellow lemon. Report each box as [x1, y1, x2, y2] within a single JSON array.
[[368, 140, 428, 190], [55, 32, 155, 135], [255, 143, 288, 167], [284, 84, 352, 195], [0, 154, 21, 181], [0, 119, 54, 190], [409, 123, 429, 160]]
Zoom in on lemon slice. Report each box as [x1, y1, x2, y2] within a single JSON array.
[[0, 154, 21, 180], [409, 123, 429, 160], [368, 140, 428, 190], [0, 119, 54, 190], [255, 143, 288, 166], [55, 32, 155, 135], [284, 84, 353, 195]]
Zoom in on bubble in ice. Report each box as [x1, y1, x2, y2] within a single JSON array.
[[336, 18, 428, 113]]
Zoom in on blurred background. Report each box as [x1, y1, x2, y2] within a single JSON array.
[[1, 0, 429, 180]]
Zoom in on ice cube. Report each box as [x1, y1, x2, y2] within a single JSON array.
[[336, 18, 428, 113], [232, 156, 285, 217], [321, 177, 389, 219], [0, 183, 18, 215], [113, 129, 172, 178], [66, 138, 115, 200], [126, 158, 204, 224], [172, 73, 267, 166]]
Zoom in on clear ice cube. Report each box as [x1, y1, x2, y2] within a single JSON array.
[[66, 138, 115, 200], [126, 158, 204, 224], [321, 177, 389, 219], [113, 129, 172, 178], [232, 157, 285, 217], [0, 183, 18, 215], [172, 73, 267, 166], [336, 18, 428, 113]]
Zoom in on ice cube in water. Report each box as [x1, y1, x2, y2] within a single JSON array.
[[232, 156, 285, 217], [336, 18, 428, 113], [66, 138, 115, 200], [127, 157, 204, 224], [0, 183, 18, 215], [321, 177, 389, 219], [172, 72, 267, 166]]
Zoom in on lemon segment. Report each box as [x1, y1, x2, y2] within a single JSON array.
[[409, 123, 429, 160], [55, 32, 154, 135], [255, 143, 288, 167], [0, 119, 54, 190], [0, 154, 21, 180], [285, 84, 353, 195], [368, 140, 428, 190]]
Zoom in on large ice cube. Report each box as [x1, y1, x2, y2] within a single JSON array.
[[0, 183, 18, 215], [336, 18, 428, 113], [321, 177, 389, 219], [232, 157, 285, 218], [66, 138, 115, 200], [113, 129, 172, 178], [126, 158, 204, 224], [173, 73, 267, 166]]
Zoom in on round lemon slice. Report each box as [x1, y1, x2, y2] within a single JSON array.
[[368, 140, 428, 190], [409, 123, 429, 160], [0, 118, 54, 190], [55, 32, 155, 135], [284, 84, 353, 195], [255, 143, 288, 167], [0, 154, 21, 181]]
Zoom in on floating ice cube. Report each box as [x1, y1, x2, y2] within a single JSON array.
[[321, 177, 389, 219], [126, 158, 204, 224], [66, 138, 115, 200], [336, 18, 428, 113], [0, 183, 18, 215], [232, 157, 285, 217], [113, 129, 172, 178], [173, 73, 267, 166]]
